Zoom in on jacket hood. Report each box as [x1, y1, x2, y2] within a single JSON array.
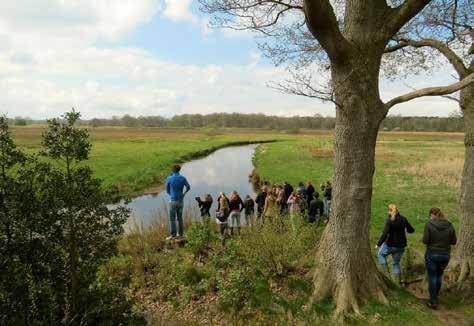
[[429, 219, 452, 231]]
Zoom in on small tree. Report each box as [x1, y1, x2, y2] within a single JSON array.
[[41, 110, 129, 321]]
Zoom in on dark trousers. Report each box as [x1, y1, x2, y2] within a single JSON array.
[[425, 250, 450, 305]]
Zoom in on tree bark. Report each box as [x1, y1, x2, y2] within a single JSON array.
[[455, 83, 474, 285], [312, 53, 388, 315]]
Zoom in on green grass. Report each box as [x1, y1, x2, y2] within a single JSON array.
[[12, 126, 284, 195], [253, 133, 464, 259]]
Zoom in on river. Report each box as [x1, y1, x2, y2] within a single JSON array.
[[124, 144, 258, 230]]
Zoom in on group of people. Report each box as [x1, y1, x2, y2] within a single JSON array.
[[166, 164, 457, 310], [375, 204, 457, 310]]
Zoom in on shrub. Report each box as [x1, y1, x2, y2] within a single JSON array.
[[185, 218, 216, 259]]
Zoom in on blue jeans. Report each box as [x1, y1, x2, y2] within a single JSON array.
[[377, 243, 404, 275], [169, 201, 184, 236], [425, 251, 450, 305], [324, 199, 331, 217]]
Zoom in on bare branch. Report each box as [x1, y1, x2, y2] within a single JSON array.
[[387, 38, 470, 77], [385, 72, 474, 110], [385, 0, 432, 38], [442, 94, 461, 103], [303, 0, 351, 63]]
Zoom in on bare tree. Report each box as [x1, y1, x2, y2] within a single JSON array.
[[384, 1, 473, 286], [199, 0, 474, 314]]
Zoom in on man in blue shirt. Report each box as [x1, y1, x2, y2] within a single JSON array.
[[165, 164, 191, 239]]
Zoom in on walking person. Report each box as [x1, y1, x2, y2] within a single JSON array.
[[283, 181, 293, 200], [298, 182, 307, 199], [165, 164, 191, 240], [216, 192, 230, 244], [196, 194, 213, 219], [323, 180, 332, 219], [308, 192, 324, 224], [255, 186, 268, 224], [423, 208, 457, 310], [228, 191, 244, 236], [375, 204, 415, 284], [243, 195, 255, 227]]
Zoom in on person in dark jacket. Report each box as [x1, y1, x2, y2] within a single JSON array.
[[255, 186, 268, 223], [243, 195, 255, 227], [423, 207, 457, 310], [306, 182, 315, 204], [308, 192, 324, 224], [375, 204, 415, 283], [283, 181, 293, 200], [196, 194, 213, 219], [323, 181, 332, 218]]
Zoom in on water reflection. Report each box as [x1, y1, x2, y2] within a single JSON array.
[[125, 144, 258, 229]]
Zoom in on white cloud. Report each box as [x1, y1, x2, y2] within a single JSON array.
[[0, 1, 460, 120], [163, 0, 195, 22]]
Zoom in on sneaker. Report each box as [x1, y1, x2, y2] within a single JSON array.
[[165, 235, 175, 241]]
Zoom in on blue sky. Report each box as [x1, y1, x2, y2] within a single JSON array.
[[0, 0, 460, 119]]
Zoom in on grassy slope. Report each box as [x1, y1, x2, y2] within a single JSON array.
[[254, 132, 473, 323]]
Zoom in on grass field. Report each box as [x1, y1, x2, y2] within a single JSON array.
[[12, 126, 284, 195], [12, 126, 471, 323]]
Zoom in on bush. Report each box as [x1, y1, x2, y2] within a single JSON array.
[[185, 218, 216, 259]]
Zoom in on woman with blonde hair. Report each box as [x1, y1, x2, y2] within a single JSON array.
[[228, 191, 244, 236], [423, 207, 457, 310], [375, 204, 415, 283]]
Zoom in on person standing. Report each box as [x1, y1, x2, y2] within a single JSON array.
[[276, 185, 287, 214], [263, 188, 278, 223], [165, 164, 191, 240], [423, 208, 457, 310], [243, 195, 255, 227], [216, 192, 230, 244], [323, 181, 332, 218], [255, 186, 268, 223], [306, 182, 315, 204], [228, 191, 244, 236], [308, 192, 324, 224], [283, 181, 293, 200], [375, 204, 415, 284]]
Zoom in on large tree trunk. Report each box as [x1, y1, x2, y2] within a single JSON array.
[[312, 54, 388, 314], [455, 83, 474, 285]]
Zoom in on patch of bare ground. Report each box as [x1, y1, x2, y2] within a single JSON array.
[[397, 158, 463, 188], [301, 145, 334, 158]]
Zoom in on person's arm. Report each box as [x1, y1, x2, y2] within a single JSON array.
[[422, 223, 430, 246], [376, 219, 390, 248], [166, 178, 171, 195], [239, 198, 244, 212], [405, 218, 415, 234], [183, 178, 190, 195]]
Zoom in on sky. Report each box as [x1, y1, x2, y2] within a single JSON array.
[[0, 0, 460, 120]]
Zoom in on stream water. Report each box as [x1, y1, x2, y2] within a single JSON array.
[[124, 144, 258, 230]]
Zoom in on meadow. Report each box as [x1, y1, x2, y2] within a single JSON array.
[[12, 126, 471, 324]]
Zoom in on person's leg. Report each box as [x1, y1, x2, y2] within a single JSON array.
[[168, 201, 177, 237], [425, 252, 439, 305], [323, 198, 328, 216], [391, 247, 405, 283], [377, 243, 390, 276], [236, 212, 241, 235], [327, 200, 331, 219], [435, 253, 450, 297], [176, 201, 184, 237]]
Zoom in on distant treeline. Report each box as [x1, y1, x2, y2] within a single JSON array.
[[11, 112, 464, 132]]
